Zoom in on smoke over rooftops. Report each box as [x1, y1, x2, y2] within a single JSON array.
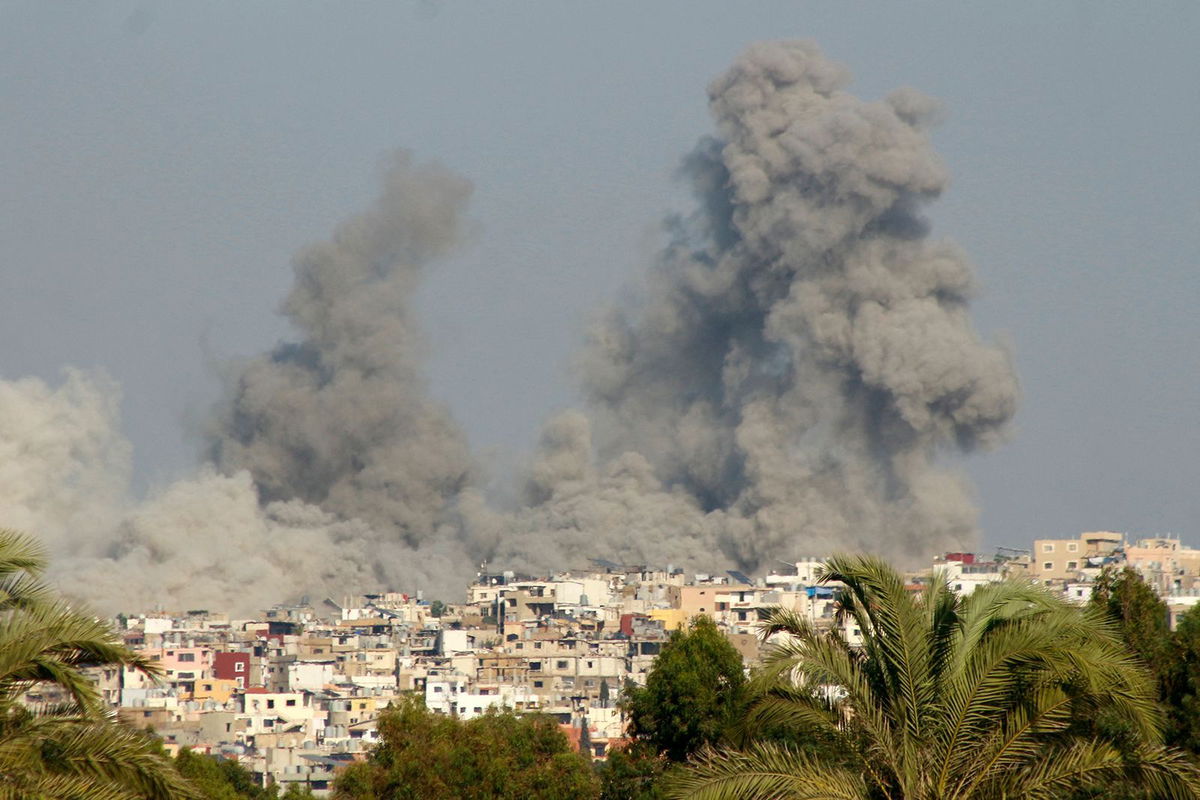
[[3, 41, 1016, 612]]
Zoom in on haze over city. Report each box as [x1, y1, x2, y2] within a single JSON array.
[[1, 2, 1197, 611]]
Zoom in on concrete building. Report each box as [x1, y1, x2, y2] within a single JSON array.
[[1031, 531, 1122, 582]]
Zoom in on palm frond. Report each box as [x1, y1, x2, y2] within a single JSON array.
[[0, 530, 47, 579], [691, 555, 1195, 800], [667, 742, 868, 800]]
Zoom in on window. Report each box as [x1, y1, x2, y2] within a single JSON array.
[[529, 661, 541, 671], [178, 653, 196, 662], [1043, 543, 1055, 553], [267, 699, 275, 709], [234, 662, 245, 673], [286, 699, 296, 707], [433, 686, 444, 693], [1067, 561, 1078, 570], [533, 680, 543, 688], [264, 719, 274, 727], [1067, 542, 1078, 552], [556, 660, 568, 669], [1043, 562, 1053, 571]]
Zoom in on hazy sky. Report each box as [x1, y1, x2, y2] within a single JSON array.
[[2, 1, 1197, 554]]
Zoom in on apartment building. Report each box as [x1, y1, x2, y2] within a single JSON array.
[[1031, 531, 1122, 582]]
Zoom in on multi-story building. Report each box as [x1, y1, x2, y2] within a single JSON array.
[[1031, 531, 1122, 582]]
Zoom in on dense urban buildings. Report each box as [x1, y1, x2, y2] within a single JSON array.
[[69, 532, 1199, 796]]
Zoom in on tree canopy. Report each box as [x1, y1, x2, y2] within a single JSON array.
[[174, 748, 296, 799], [333, 695, 598, 800], [1090, 567, 1176, 681], [622, 615, 745, 763], [1090, 568, 1200, 758]]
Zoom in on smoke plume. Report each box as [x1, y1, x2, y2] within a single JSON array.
[[510, 40, 1018, 572], [1, 40, 1017, 613], [32, 155, 482, 613], [207, 152, 476, 548]]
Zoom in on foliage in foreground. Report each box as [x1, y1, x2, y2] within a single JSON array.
[[332, 695, 599, 800], [621, 615, 745, 764], [0, 528, 194, 799], [175, 748, 307, 799], [669, 554, 1200, 800], [602, 614, 746, 799], [1089, 566, 1200, 757], [599, 741, 670, 800]]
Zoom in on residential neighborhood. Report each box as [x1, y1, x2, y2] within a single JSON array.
[[59, 531, 1200, 796]]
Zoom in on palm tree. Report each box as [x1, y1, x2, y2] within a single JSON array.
[[0, 528, 194, 799], [670, 554, 1200, 800]]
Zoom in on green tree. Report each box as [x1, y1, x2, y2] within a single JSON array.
[[1089, 567, 1176, 683], [671, 554, 1200, 800], [175, 748, 276, 799], [599, 742, 668, 800], [1162, 603, 1200, 754], [622, 616, 745, 763], [0, 528, 195, 799], [1087, 565, 1200, 756], [333, 695, 598, 800]]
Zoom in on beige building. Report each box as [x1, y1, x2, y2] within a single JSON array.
[[1124, 538, 1200, 594], [669, 584, 726, 618], [1031, 531, 1122, 582]]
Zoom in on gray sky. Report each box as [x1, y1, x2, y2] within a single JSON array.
[[2, 1, 1197, 554]]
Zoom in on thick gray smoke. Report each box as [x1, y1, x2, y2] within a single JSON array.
[[207, 152, 477, 549], [13, 155, 484, 613], [2, 40, 1017, 613], [507, 40, 1018, 572]]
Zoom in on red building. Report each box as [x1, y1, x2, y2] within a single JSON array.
[[213, 652, 250, 688]]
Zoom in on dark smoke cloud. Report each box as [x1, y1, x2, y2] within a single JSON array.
[[4, 40, 1016, 612], [524, 40, 1018, 571], [207, 152, 477, 550]]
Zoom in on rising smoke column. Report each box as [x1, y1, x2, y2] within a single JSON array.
[[4, 41, 1020, 613], [36, 153, 486, 613], [557, 40, 1018, 570], [207, 152, 477, 550]]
